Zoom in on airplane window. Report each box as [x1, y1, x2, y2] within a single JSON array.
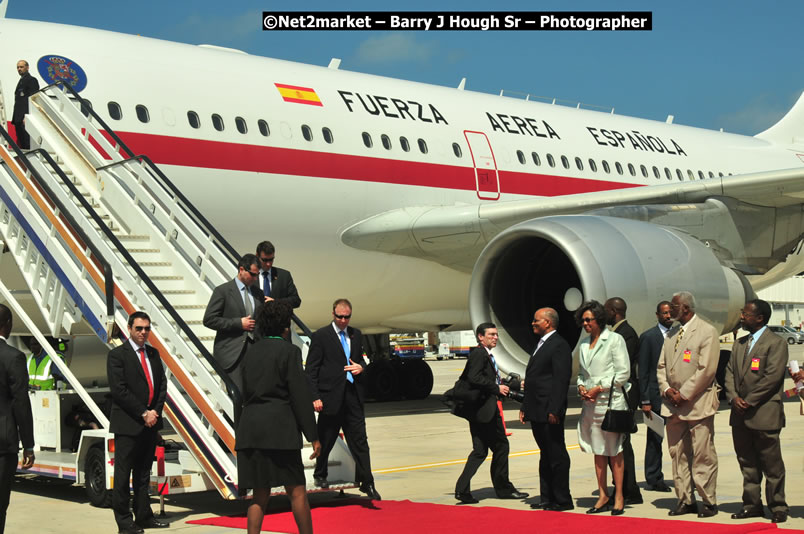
[[575, 157, 583, 171], [532, 152, 541, 166], [588, 159, 597, 172], [708, 171, 714, 178], [302, 124, 313, 141], [718, 172, 724, 177], [664, 167, 672, 180], [561, 155, 569, 169], [362, 132, 373, 148], [687, 169, 694, 180], [676, 169, 683, 181], [517, 150, 526, 165], [236, 117, 248, 134], [211, 113, 224, 131], [615, 162, 623, 175], [547, 154, 555, 167], [187, 111, 200, 129], [627, 163, 636, 176], [258, 119, 270, 136], [602, 160, 610, 174], [652, 166, 660, 179], [698, 170, 705, 180], [381, 134, 392, 150], [400, 136, 410, 152], [108, 102, 122, 120], [322, 127, 333, 144], [640, 165, 648, 178], [135, 104, 149, 123], [453, 143, 462, 158], [418, 138, 428, 154]]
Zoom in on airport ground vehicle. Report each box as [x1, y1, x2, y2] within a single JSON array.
[[768, 325, 804, 344]]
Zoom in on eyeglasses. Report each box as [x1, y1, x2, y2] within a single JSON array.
[[259, 256, 275, 263], [334, 314, 351, 320], [134, 326, 151, 332], [246, 270, 260, 277], [581, 318, 594, 323]]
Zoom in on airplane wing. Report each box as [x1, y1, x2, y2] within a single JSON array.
[[342, 166, 804, 272]]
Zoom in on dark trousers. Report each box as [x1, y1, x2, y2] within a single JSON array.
[[112, 430, 158, 528], [620, 432, 642, 499], [455, 413, 514, 495], [12, 121, 30, 150], [314, 383, 374, 485], [644, 402, 665, 486], [732, 423, 787, 513], [0, 453, 18, 534], [531, 422, 572, 506]]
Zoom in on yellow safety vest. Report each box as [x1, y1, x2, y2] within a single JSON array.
[[26, 352, 64, 390]]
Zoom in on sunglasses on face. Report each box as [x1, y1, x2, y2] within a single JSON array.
[[134, 326, 151, 332], [334, 314, 351, 320], [581, 318, 594, 323]]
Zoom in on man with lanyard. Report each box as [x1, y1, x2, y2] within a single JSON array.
[[454, 322, 528, 503], [26, 337, 68, 390]]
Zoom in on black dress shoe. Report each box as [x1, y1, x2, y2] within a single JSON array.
[[731, 509, 764, 519], [586, 499, 611, 514], [529, 501, 553, 509], [611, 507, 625, 516], [313, 476, 329, 489], [359, 483, 382, 501], [668, 503, 697, 516], [545, 503, 574, 511], [646, 482, 672, 492], [497, 490, 529, 499], [772, 511, 788, 524], [118, 526, 144, 534], [698, 504, 718, 518], [455, 491, 479, 504], [136, 518, 170, 529]]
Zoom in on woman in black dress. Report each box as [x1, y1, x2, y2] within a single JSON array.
[[236, 301, 321, 534]]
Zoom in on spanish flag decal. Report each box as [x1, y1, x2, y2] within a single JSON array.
[[274, 83, 323, 106]]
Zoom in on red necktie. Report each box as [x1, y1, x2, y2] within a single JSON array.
[[139, 348, 154, 405]]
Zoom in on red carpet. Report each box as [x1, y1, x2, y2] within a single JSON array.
[[187, 499, 793, 533]]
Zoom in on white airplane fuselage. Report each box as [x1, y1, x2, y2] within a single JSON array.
[[1, 19, 801, 332]]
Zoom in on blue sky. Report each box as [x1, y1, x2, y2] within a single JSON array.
[[5, 1, 802, 135]]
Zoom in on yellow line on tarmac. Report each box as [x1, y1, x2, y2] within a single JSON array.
[[374, 444, 582, 474]]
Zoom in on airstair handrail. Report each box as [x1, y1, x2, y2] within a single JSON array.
[[45, 82, 240, 265], [0, 126, 115, 327]]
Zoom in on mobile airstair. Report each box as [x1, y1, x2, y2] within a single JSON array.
[[0, 82, 356, 504]]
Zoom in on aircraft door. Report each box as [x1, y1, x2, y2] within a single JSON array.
[[464, 131, 500, 200]]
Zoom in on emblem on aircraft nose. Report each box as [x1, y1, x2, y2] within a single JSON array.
[[37, 55, 88, 92]]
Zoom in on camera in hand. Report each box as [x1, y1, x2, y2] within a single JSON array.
[[501, 372, 524, 403]]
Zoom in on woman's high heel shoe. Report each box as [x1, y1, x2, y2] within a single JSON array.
[[586, 499, 611, 514], [611, 507, 625, 516]]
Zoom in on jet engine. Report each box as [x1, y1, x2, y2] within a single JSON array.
[[468, 215, 754, 377]]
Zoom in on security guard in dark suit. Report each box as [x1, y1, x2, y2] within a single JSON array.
[[12, 60, 39, 150]]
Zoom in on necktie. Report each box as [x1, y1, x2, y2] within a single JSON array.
[[139, 348, 154, 405], [745, 336, 753, 357], [534, 338, 544, 354], [489, 353, 501, 384], [262, 270, 271, 297], [674, 326, 685, 352], [340, 330, 354, 383], [243, 286, 254, 340]]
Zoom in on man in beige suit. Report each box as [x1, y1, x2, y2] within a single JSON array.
[[657, 291, 720, 518], [724, 299, 788, 524]]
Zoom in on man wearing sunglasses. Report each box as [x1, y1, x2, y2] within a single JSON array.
[[255, 241, 301, 309], [305, 299, 380, 500], [107, 311, 168, 533]]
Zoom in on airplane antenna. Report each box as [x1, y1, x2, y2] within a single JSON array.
[[457, 78, 466, 90], [328, 58, 341, 69], [666, 115, 674, 124]]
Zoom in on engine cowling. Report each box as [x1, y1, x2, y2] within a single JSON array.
[[468, 215, 753, 377]]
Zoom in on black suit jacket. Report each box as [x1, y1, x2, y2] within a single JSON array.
[[305, 324, 365, 414], [236, 338, 317, 450], [13, 73, 39, 123], [522, 332, 572, 423], [107, 342, 167, 436], [0, 340, 34, 453], [461, 345, 502, 424], [638, 325, 665, 409], [614, 320, 640, 410], [260, 267, 301, 309], [203, 279, 264, 369]]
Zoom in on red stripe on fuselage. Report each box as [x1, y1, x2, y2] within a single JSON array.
[[113, 131, 642, 197]]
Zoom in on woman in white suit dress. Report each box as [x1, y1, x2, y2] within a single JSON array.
[[576, 300, 631, 515]]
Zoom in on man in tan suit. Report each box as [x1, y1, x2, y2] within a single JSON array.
[[724, 299, 788, 524], [657, 291, 720, 518]]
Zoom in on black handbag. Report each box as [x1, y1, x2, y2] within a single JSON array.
[[601, 378, 637, 434], [443, 374, 481, 420]]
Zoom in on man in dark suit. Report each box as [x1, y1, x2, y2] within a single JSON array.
[[305, 298, 380, 500], [107, 311, 168, 533], [0, 304, 34, 534], [203, 254, 264, 398], [637, 300, 674, 492], [520, 308, 573, 511], [724, 299, 789, 524], [454, 322, 528, 504], [12, 60, 39, 150], [256, 241, 301, 309], [604, 297, 643, 505]]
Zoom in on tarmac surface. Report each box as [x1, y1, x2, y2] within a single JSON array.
[[6, 344, 804, 533]]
